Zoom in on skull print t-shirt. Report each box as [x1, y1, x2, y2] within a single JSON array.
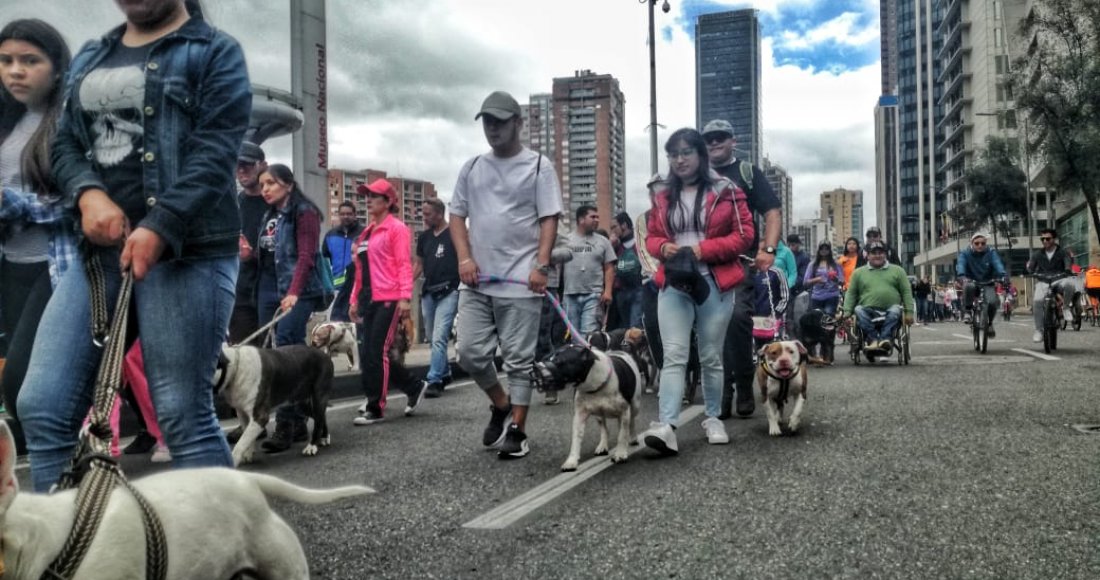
[[79, 42, 150, 227]]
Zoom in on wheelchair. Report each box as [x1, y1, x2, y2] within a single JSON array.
[[848, 308, 911, 366]]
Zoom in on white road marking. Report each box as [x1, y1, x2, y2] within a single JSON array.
[[463, 405, 706, 530], [951, 333, 971, 340], [1011, 348, 1061, 361]]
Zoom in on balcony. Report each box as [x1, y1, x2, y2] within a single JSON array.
[[937, 46, 971, 82]]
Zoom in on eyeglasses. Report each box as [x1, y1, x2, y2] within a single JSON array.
[[973, 241, 987, 247], [704, 135, 729, 145], [666, 149, 698, 160], [1040, 236, 1053, 241]]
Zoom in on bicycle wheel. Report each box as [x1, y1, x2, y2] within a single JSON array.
[[978, 309, 988, 353], [1072, 302, 1083, 331], [1043, 302, 1055, 353]]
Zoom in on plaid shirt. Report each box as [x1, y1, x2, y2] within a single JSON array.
[[1, 187, 78, 288]]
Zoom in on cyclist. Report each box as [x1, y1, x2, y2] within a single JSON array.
[[1086, 264, 1100, 317], [957, 233, 1007, 337], [1025, 228, 1074, 343], [840, 241, 914, 353]]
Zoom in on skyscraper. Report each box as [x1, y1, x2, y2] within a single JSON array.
[[551, 70, 627, 227], [762, 157, 793, 236], [695, 9, 763, 166], [880, 0, 899, 95], [874, 95, 901, 246], [820, 187, 864, 246], [521, 93, 554, 161]]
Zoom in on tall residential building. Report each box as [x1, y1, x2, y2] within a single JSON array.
[[874, 95, 902, 246], [820, 188, 863, 245], [880, 0, 899, 94], [326, 168, 437, 245], [695, 9, 763, 166], [521, 93, 555, 161], [551, 70, 627, 228], [896, 0, 946, 273], [762, 157, 793, 235]]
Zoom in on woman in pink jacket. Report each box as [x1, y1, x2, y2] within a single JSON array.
[[349, 179, 425, 425]]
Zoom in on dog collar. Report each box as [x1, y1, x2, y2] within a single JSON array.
[[758, 354, 800, 382]]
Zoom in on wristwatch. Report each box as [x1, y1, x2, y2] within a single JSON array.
[[762, 246, 777, 255], [535, 262, 552, 275]]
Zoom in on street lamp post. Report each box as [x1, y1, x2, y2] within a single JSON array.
[[641, 0, 670, 176]]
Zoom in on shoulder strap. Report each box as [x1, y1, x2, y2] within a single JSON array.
[[738, 161, 754, 193]]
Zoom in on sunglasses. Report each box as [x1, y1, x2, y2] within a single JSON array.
[[704, 135, 729, 145], [973, 241, 987, 247], [1040, 237, 1053, 241]]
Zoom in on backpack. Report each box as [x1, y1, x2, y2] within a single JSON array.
[[738, 161, 754, 194]]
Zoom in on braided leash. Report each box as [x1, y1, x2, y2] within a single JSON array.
[[476, 275, 591, 349], [44, 251, 168, 580]]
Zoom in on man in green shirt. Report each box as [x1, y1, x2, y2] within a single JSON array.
[[842, 242, 914, 352]]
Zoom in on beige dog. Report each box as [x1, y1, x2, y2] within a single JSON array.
[[310, 321, 358, 370], [0, 422, 372, 579], [756, 340, 809, 436]]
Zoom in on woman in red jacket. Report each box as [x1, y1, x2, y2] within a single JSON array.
[[640, 128, 754, 455], [349, 179, 426, 425]]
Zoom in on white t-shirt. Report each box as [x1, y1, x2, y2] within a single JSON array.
[[563, 230, 617, 295], [450, 147, 563, 298]]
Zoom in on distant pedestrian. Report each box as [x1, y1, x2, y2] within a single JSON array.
[[563, 205, 616, 336], [786, 234, 811, 296], [610, 212, 645, 330], [228, 141, 269, 344], [450, 91, 563, 459], [323, 200, 363, 322], [413, 197, 459, 398], [802, 241, 845, 315], [349, 179, 424, 424]]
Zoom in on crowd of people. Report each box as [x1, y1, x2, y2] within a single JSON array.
[[1, 0, 1095, 496]]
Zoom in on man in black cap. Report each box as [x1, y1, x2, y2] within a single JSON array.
[[702, 118, 781, 418], [863, 226, 902, 266], [229, 141, 270, 344]]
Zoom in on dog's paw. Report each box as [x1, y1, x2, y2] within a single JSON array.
[[629, 437, 639, 446], [593, 445, 609, 456], [320, 436, 331, 447], [301, 444, 319, 456], [561, 457, 580, 472], [610, 450, 628, 464], [768, 423, 783, 436], [788, 418, 801, 433], [233, 450, 253, 466]]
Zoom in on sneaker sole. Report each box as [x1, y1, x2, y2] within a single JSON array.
[[483, 411, 513, 448], [643, 434, 678, 456], [353, 417, 385, 426], [497, 440, 530, 459]]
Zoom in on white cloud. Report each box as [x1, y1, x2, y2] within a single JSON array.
[[775, 12, 881, 51]]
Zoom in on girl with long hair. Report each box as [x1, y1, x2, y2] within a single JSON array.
[[640, 128, 755, 454], [803, 241, 845, 314], [837, 236, 863, 289], [0, 19, 72, 454]]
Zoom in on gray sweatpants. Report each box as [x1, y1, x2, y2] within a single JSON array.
[[456, 290, 542, 406]]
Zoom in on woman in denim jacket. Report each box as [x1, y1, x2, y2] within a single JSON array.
[[18, 0, 251, 492]]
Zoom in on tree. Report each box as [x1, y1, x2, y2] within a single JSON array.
[[1010, 0, 1100, 249], [957, 135, 1029, 247]]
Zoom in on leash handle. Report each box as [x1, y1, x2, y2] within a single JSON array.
[[477, 275, 591, 349]]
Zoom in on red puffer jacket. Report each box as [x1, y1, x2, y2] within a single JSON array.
[[645, 174, 755, 293]]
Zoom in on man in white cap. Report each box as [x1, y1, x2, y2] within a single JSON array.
[[450, 91, 563, 459], [956, 232, 1007, 336]]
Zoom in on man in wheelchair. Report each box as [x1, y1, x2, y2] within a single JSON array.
[[840, 242, 914, 354]]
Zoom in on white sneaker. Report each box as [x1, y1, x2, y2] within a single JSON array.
[[1033, 330, 1042, 343], [702, 417, 729, 445], [641, 422, 678, 455], [150, 444, 171, 463], [357, 400, 367, 415]]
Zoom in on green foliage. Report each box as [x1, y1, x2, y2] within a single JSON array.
[[1010, 0, 1100, 246], [957, 136, 1028, 235]]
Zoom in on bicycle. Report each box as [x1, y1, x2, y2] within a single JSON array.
[[1002, 295, 1015, 322], [967, 280, 997, 354], [1031, 273, 1070, 354]]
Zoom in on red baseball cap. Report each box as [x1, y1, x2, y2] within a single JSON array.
[[357, 179, 397, 206]]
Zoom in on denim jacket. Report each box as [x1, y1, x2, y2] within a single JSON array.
[[50, 12, 251, 260], [956, 247, 1007, 282], [260, 199, 324, 300]]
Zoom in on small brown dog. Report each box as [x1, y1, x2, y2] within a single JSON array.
[[756, 340, 808, 436]]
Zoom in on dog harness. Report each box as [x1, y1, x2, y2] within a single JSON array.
[[758, 349, 803, 410]]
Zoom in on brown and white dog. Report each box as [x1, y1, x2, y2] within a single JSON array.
[[756, 340, 809, 436], [0, 422, 372, 579], [310, 321, 358, 370], [531, 343, 642, 471]]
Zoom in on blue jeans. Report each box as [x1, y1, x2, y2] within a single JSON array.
[[809, 296, 839, 316], [19, 250, 237, 492], [854, 304, 903, 342], [421, 289, 458, 384], [564, 293, 602, 336], [657, 276, 734, 424], [614, 285, 644, 329]]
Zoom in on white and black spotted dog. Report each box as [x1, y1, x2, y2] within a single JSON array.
[[586, 327, 656, 391], [310, 321, 358, 370], [215, 344, 335, 465], [533, 343, 642, 471]]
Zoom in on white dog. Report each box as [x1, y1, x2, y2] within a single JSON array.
[[756, 340, 809, 436], [0, 422, 372, 579], [532, 344, 642, 471], [310, 321, 358, 371]]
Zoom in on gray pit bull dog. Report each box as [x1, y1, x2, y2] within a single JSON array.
[[0, 421, 372, 579]]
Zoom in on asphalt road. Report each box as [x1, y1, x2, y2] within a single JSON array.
[[13, 317, 1100, 579]]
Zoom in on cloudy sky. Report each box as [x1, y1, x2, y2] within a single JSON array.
[[2, 0, 882, 224]]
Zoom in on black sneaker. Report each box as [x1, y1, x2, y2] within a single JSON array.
[[424, 381, 445, 399], [497, 423, 529, 459], [405, 380, 428, 416], [441, 374, 454, 387], [122, 431, 157, 455], [224, 425, 268, 445], [482, 404, 512, 447], [261, 420, 306, 453]]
